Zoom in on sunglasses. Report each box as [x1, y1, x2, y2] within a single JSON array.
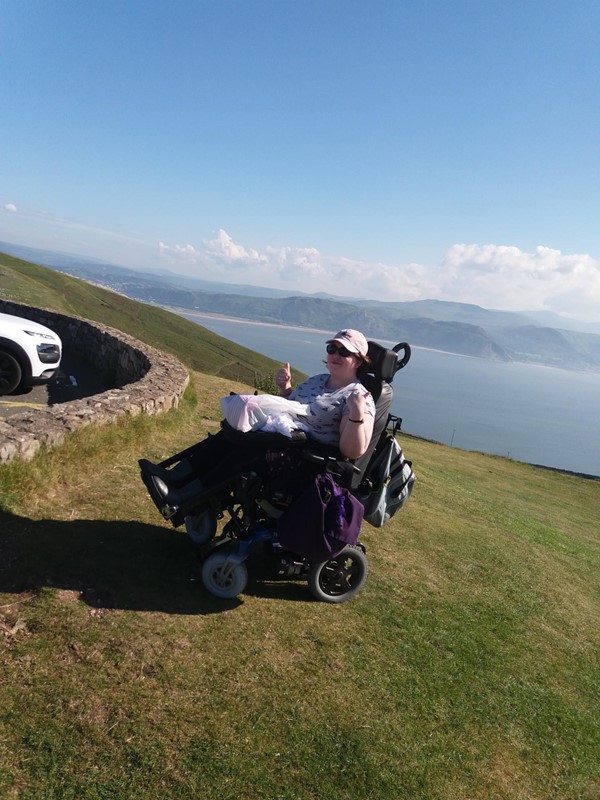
[[326, 343, 354, 357]]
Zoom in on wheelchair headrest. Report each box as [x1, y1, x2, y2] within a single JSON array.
[[357, 341, 411, 385]]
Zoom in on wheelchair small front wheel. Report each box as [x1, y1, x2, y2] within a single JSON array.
[[201, 551, 248, 599], [308, 545, 368, 604]]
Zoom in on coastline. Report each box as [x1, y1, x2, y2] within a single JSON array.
[[167, 306, 600, 373], [166, 306, 478, 360]]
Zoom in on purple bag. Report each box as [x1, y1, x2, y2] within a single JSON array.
[[277, 473, 364, 562]]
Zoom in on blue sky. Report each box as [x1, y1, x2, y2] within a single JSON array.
[[1, 0, 599, 321]]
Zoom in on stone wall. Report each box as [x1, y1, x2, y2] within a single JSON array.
[[0, 300, 189, 464]]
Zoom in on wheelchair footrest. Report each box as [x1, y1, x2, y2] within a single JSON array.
[[140, 465, 205, 524]]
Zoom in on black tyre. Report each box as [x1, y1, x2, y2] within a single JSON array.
[[201, 551, 248, 599], [185, 510, 217, 546], [308, 545, 368, 604], [0, 350, 22, 395]]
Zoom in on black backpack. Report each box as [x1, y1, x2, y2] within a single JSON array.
[[356, 415, 416, 528]]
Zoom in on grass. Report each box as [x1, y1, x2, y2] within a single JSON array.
[[0, 255, 599, 798], [1, 376, 598, 799]]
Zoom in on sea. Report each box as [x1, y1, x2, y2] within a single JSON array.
[[176, 310, 600, 478]]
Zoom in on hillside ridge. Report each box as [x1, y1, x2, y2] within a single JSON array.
[[3, 241, 598, 372]]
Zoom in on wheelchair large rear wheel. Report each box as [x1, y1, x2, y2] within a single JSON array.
[[201, 551, 248, 599], [308, 545, 368, 604]]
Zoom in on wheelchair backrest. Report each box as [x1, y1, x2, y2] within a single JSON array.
[[357, 340, 411, 398], [351, 341, 411, 488]]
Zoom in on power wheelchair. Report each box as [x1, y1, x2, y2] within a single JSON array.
[[139, 340, 411, 604]]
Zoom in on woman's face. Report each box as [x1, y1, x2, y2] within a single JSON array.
[[325, 342, 361, 382]]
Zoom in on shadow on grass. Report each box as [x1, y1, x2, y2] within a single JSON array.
[[0, 508, 241, 615], [244, 572, 313, 603]]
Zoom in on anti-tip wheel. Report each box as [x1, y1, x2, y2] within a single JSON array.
[[185, 510, 217, 546]]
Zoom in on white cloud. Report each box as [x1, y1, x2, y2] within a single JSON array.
[[205, 229, 264, 262], [3, 203, 17, 212], [156, 232, 600, 322], [158, 228, 438, 302], [438, 243, 600, 319], [158, 241, 201, 261]]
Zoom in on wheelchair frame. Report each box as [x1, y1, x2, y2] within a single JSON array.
[[139, 341, 411, 603]]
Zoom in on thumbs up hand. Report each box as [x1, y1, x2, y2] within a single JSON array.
[[275, 361, 292, 395]]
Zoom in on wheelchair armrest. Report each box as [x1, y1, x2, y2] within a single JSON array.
[[220, 420, 308, 448], [301, 449, 361, 487]]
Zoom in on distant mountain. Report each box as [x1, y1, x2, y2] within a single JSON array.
[[521, 309, 600, 336], [489, 325, 600, 371], [366, 299, 540, 330], [2, 240, 600, 372]]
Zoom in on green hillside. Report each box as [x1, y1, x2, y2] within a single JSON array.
[[0, 251, 303, 385], [0, 251, 598, 799]]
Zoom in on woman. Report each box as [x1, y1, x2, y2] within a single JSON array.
[[143, 328, 376, 504], [275, 329, 375, 460]]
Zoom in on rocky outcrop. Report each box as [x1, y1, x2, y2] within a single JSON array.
[[0, 301, 189, 464]]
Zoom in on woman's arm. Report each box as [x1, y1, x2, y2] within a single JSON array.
[[339, 390, 375, 459]]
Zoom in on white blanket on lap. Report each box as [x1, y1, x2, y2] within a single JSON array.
[[220, 394, 310, 437]]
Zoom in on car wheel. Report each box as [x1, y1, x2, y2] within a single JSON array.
[[308, 545, 368, 603], [0, 350, 22, 395]]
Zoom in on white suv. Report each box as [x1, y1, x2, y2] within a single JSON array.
[[0, 312, 62, 394]]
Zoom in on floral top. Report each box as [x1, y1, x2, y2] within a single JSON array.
[[289, 374, 375, 446]]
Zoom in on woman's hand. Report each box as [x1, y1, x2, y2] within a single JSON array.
[[275, 361, 293, 397]]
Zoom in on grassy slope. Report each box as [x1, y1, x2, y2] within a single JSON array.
[[0, 251, 304, 385], [0, 254, 599, 800]]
